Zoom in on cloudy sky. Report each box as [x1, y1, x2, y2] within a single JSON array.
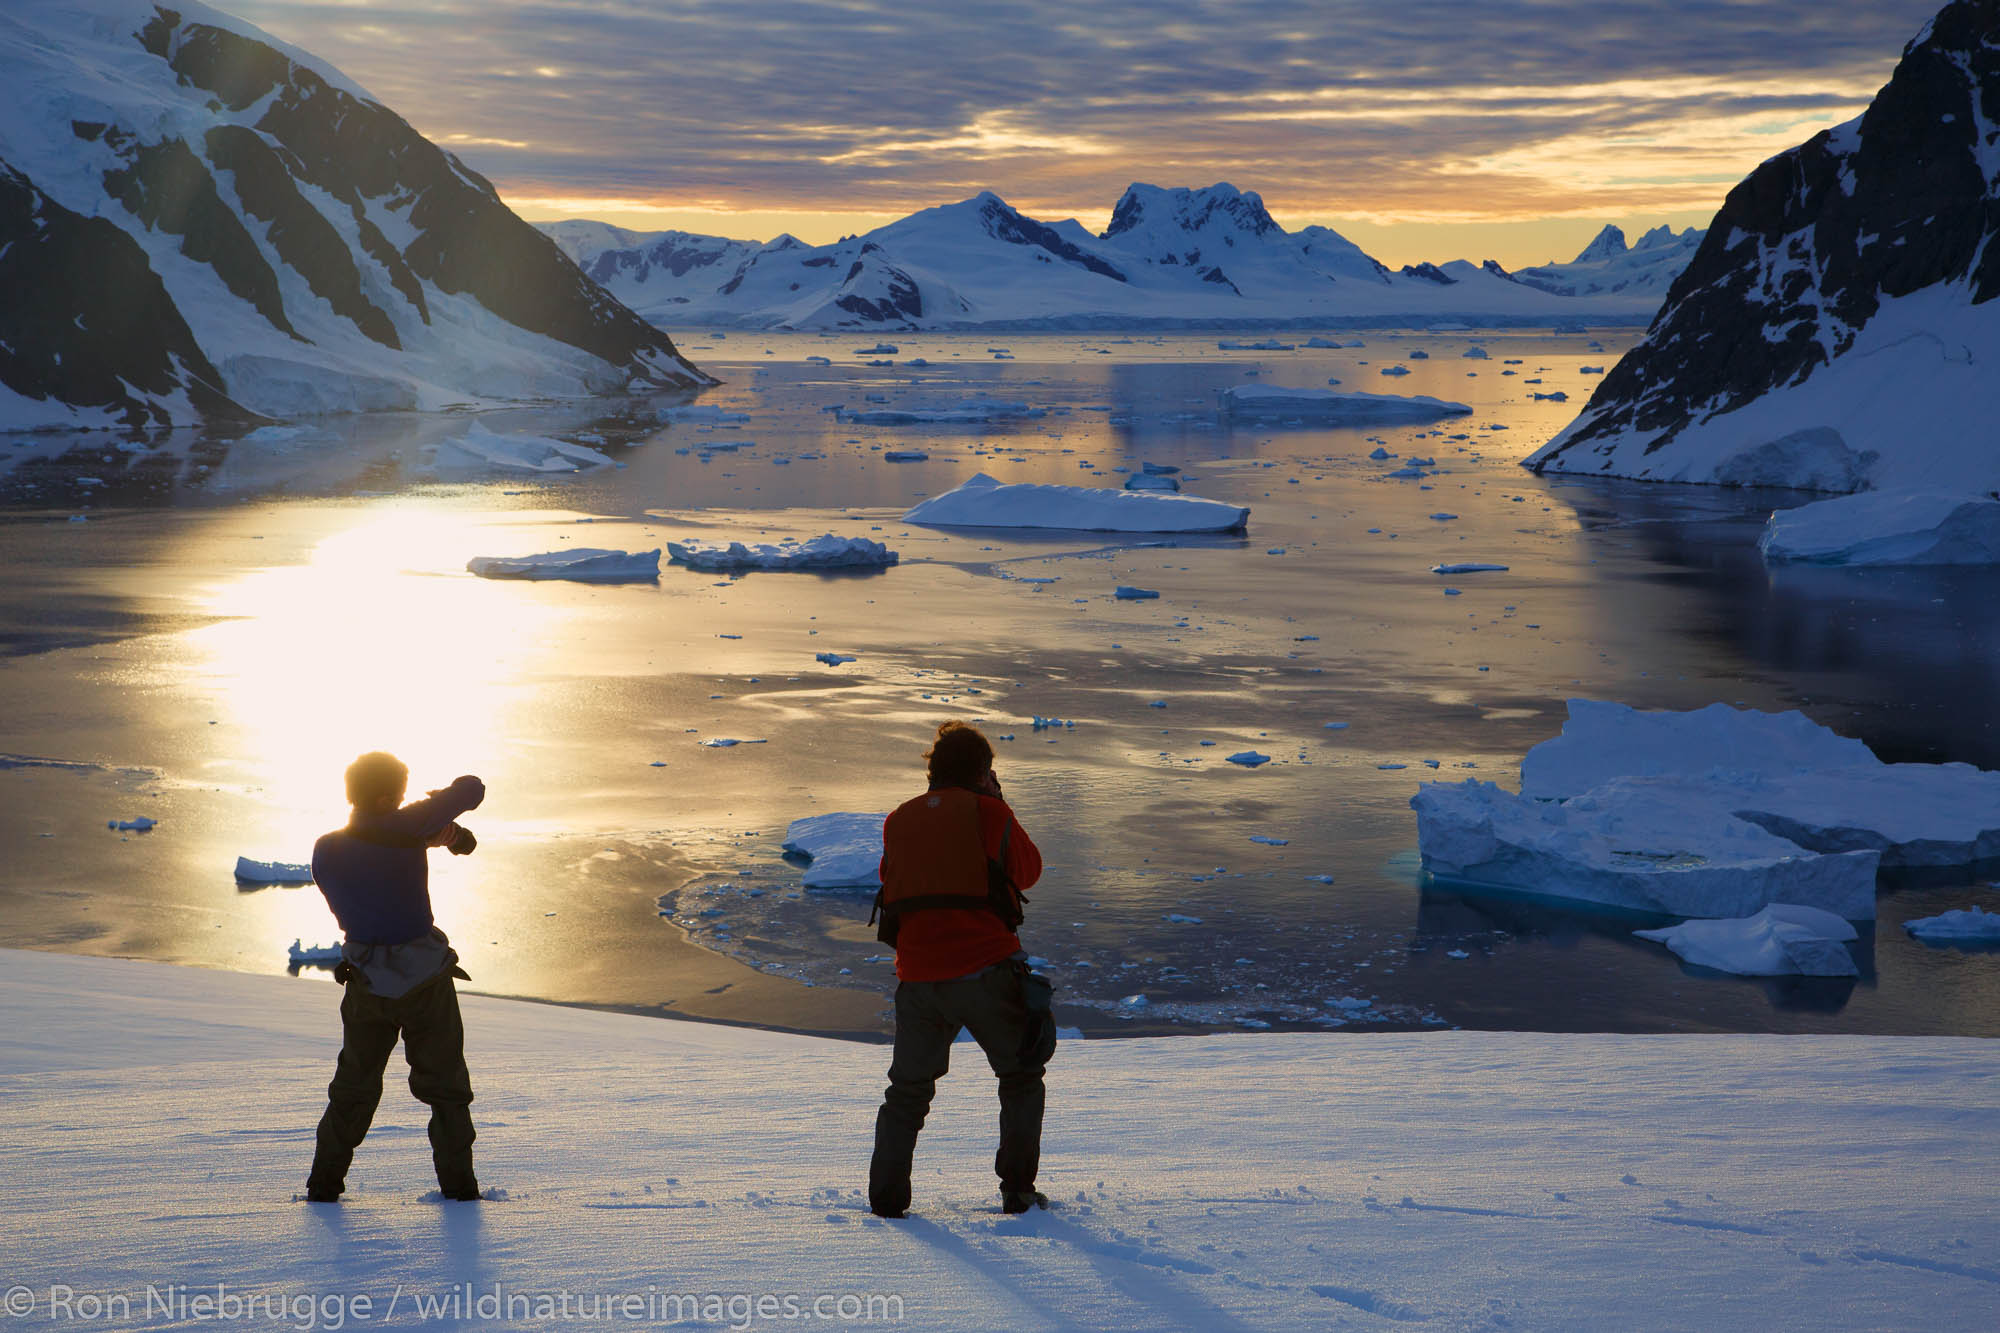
[[226, 0, 1942, 267]]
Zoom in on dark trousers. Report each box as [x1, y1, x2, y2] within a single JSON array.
[[306, 974, 476, 1198], [869, 964, 1047, 1214]]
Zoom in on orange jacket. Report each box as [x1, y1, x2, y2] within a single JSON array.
[[878, 787, 1042, 982]]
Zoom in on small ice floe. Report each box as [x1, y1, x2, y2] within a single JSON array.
[[781, 812, 887, 889], [288, 939, 343, 967], [1579, 365, 1605, 374], [853, 343, 899, 355], [1903, 906, 2000, 942], [1428, 512, 1459, 521], [835, 398, 1045, 425], [701, 738, 768, 748], [1462, 346, 1490, 360], [805, 355, 832, 365], [1531, 391, 1569, 402], [467, 549, 661, 582], [882, 450, 929, 463], [815, 652, 857, 666], [1406, 350, 1430, 360], [1218, 339, 1294, 350], [1124, 472, 1180, 492], [1249, 835, 1290, 845], [235, 857, 312, 885], [1304, 874, 1335, 883], [666, 535, 898, 571], [1368, 447, 1393, 459], [1114, 586, 1160, 600], [1163, 913, 1204, 924], [1220, 385, 1470, 426], [1445, 949, 1471, 959], [1031, 716, 1075, 731], [905, 473, 1248, 534], [1380, 366, 1412, 376], [1227, 751, 1272, 767], [433, 421, 615, 473], [1634, 904, 1859, 977], [1327, 996, 1371, 1012], [1325, 721, 1350, 730], [1386, 465, 1432, 479], [1140, 461, 1181, 475], [1757, 491, 2000, 567], [108, 816, 157, 832], [1432, 562, 1509, 574], [663, 404, 751, 423]]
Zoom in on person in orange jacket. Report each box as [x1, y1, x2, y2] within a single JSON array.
[[867, 720, 1054, 1217]]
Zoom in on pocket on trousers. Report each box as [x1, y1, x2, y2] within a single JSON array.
[[1015, 967, 1057, 1067]]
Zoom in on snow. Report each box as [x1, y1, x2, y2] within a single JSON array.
[[1758, 491, 2000, 566], [465, 549, 661, 582], [1521, 700, 1877, 799], [234, 857, 313, 885], [780, 812, 887, 889], [1633, 905, 1860, 977], [905, 473, 1249, 534], [665, 535, 899, 571], [1221, 384, 1472, 425], [431, 423, 616, 474], [5, 948, 1999, 1332], [1412, 776, 1881, 919]]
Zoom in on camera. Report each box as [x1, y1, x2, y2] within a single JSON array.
[[445, 824, 477, 856]]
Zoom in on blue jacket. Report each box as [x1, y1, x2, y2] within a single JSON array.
[[312, 776, 485, 946]]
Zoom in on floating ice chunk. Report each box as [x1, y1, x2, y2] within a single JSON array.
[[1328, 996, 1371, 1011], [1164, 913, 1204, 923], [1634, 904, 1859, 976], [1249, 835, 1290, 845], [1221, 385, 1470, 425], [667, 535, 898, 571], [1119, 994, 1149, 1007], [433, 421, 615, 473], [1140, 462, 1181, 475], [1124, 472, 1181, 492], [781, 812, 887, 889], [1115, 586, 1160, 600], [1904, 906, 2000, 941], [235, 857, 312, 885], [108, 817, 157, 832], [1386, 465, 1432, 479], [805, 355, 831, 365], [1324, 721, 1349, 730], [1579, 365, 1605, 374], [882, 450, 929, 462], [1031, 716, 1076, 731], [815, 652, 857, 666], [701, 738, 768, 748], [1379, 366, 1412, 376], [1218, 339, 1295, 350], [836, 398, 1045, 425], [1758, 491, 2000, 566], [467, 548, 661, 582], [288, 939, 342, 966], [905, 473, 1248, 534], [1531, 391, 1569, 402], [853, 343, 899, 355], [663, 404, 751, 423], [1368, 447, 1393, 460], [1227, 751, 1272, 767], [1411, 777, 1880, 919], [1432, 562, 1509, 574], [1462, 346, 1490, 360], [1521, 700, 1878, 799], [1406, 350, 1430, 360], [1428, 512, 1459, 521]]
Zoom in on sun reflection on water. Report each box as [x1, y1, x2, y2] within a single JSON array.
[[188, 504, 583, 951]]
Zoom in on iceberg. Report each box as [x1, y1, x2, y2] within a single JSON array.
[[1518, 700, 2000, 870], [466, 549, 662, 582], [1633, 905, 1859, 977], [834, 398, 1046, 425], [1220, 384, 1471, 425], [1758, 491, 2000, 566], [1114, 586, 1160, 600], [1432, 562, 1508, 574], [287, 940, 342, 966], [1124, 472, 1181, 492], [781, 812, 887, 890], [1904, 906, 2000, 942], [905, 473, 1249, 534], [666, 535, 898, 572], [432, 422, 616, 473], [234, 857, 313, 885], [1411, 777, 1880, 919]]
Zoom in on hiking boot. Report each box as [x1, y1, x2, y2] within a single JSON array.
[[439, 1183, 483, 1202], [869, 1202, 907, 1219], [1001, 1189, 1048, 1214]]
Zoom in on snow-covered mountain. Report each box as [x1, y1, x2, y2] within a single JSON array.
[[541, 184, 1668, 330], [1513, 224, 1705, 300], [1528, 0, 2000, 492], [0, 0, 709, 431]]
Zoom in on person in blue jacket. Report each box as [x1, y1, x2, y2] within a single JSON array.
[[303, 752, 485, 1203]]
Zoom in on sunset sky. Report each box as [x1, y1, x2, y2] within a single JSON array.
[[225, 0, 1941, 268]]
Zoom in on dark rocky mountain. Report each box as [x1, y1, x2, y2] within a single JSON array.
[[1528, 0, 2000, 490], [0, 0, 708, 431]]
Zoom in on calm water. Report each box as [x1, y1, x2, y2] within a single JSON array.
[[3, 329, 1997, 1038]]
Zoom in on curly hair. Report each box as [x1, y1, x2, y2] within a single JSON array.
[[925, 720, 994, 789]]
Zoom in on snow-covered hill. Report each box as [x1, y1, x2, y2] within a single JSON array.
[[1513, 224, 1706, 300], [0, 0, 709, 432], [6, 948, 1998, 1332], [541, 184, 1669, 331], [1528, 0, 2000, 491]]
